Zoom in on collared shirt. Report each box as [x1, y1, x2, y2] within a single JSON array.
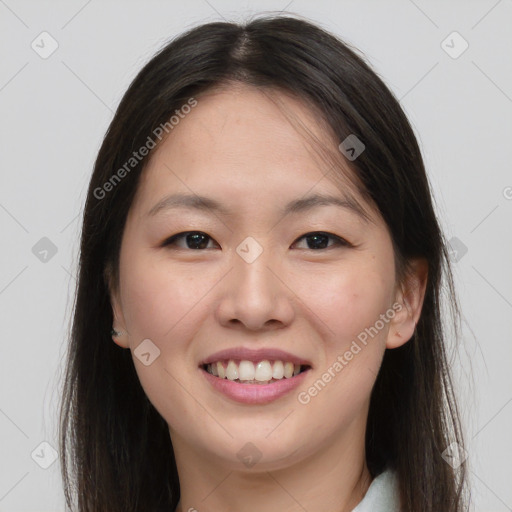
[[351, 469, 400, 512]]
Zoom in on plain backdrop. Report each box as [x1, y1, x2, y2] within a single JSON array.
[[0, 0, 511, 510]]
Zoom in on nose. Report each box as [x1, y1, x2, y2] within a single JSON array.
[[215, 245, 295, 332]]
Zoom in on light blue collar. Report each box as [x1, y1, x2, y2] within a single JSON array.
[[351, 469, 399, 512]]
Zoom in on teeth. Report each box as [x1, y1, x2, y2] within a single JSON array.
[[272, 360, 284, 379], [238, 360, 255, 380], [206, 359, 307, 383], [226, 360, 239, 380], [254, 360, 273, 381]]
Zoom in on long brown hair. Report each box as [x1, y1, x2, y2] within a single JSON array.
[[59, 13, 469, 511]]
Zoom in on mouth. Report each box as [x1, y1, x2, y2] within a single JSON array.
[[201, 360, 312, 385], [198, 348, 313, 404]]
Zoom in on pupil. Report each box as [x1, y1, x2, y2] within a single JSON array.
[[187, 232, 208, 249], [308, 233, 328, 249]]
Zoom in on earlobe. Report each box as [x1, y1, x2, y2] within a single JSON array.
[[386, 258, 428, 349], [110, 299, 130, 349], [104, 263, 130, 349], [111, 326, 129, 349], [110, 296, 129, 349]]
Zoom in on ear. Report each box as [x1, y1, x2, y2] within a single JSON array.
[[386, 258, 428, 349], [104, 263, 130, 349]]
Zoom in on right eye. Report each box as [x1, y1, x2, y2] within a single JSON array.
[[161, 231, 220, 250]]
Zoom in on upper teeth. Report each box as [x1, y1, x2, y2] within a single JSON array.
[[206, 360, 303, 382]]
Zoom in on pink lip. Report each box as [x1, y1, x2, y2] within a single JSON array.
[[200, 347, 312, 367], [201, 366, 311, 405]]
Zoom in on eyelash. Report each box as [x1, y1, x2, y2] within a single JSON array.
[[161, 231, 352, 251]]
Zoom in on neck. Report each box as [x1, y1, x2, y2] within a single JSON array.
[[172, 419, 372, 512]]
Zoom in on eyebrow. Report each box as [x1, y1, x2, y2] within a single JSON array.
[[147, 192, 370, 223]]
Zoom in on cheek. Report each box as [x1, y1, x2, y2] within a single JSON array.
[[120, 252, 213, 341], [300, 262, 394, 346], [118, 252, 213, 421], [293, 258, 395, 421]]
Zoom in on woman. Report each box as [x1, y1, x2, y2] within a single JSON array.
[[59, 13, 469, 511]]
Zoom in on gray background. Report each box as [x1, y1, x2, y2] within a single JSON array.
[[1, 0, 511, 510]]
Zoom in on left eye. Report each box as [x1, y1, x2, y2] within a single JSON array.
[[162, 231, 218, 250], [292, 231, 350, 250]]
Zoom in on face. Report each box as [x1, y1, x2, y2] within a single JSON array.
[[109, 84, 421, 471]]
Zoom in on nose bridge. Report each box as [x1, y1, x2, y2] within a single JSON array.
[[216, 235, 294, 330], [233, 236, 279, 308], [236, 249, 275, 298]]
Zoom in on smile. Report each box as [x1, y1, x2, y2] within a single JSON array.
[[203, 359, 310, 384], [200, 360, 312, 404], [199, 347, 313, 404]]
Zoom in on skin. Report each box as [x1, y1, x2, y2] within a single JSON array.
[[109, 84, 427, 512]]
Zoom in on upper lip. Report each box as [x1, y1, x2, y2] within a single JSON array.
[[200, 347, 313, 367]]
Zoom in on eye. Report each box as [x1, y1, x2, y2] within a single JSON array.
[[292, 231, 351, 250], [161, 230, 351, 251], [162, 231, 219, 250]]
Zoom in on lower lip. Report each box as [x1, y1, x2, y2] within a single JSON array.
[[201, 367, 311, 405]]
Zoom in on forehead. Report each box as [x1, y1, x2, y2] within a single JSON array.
[[133, 84, 375, 222]]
